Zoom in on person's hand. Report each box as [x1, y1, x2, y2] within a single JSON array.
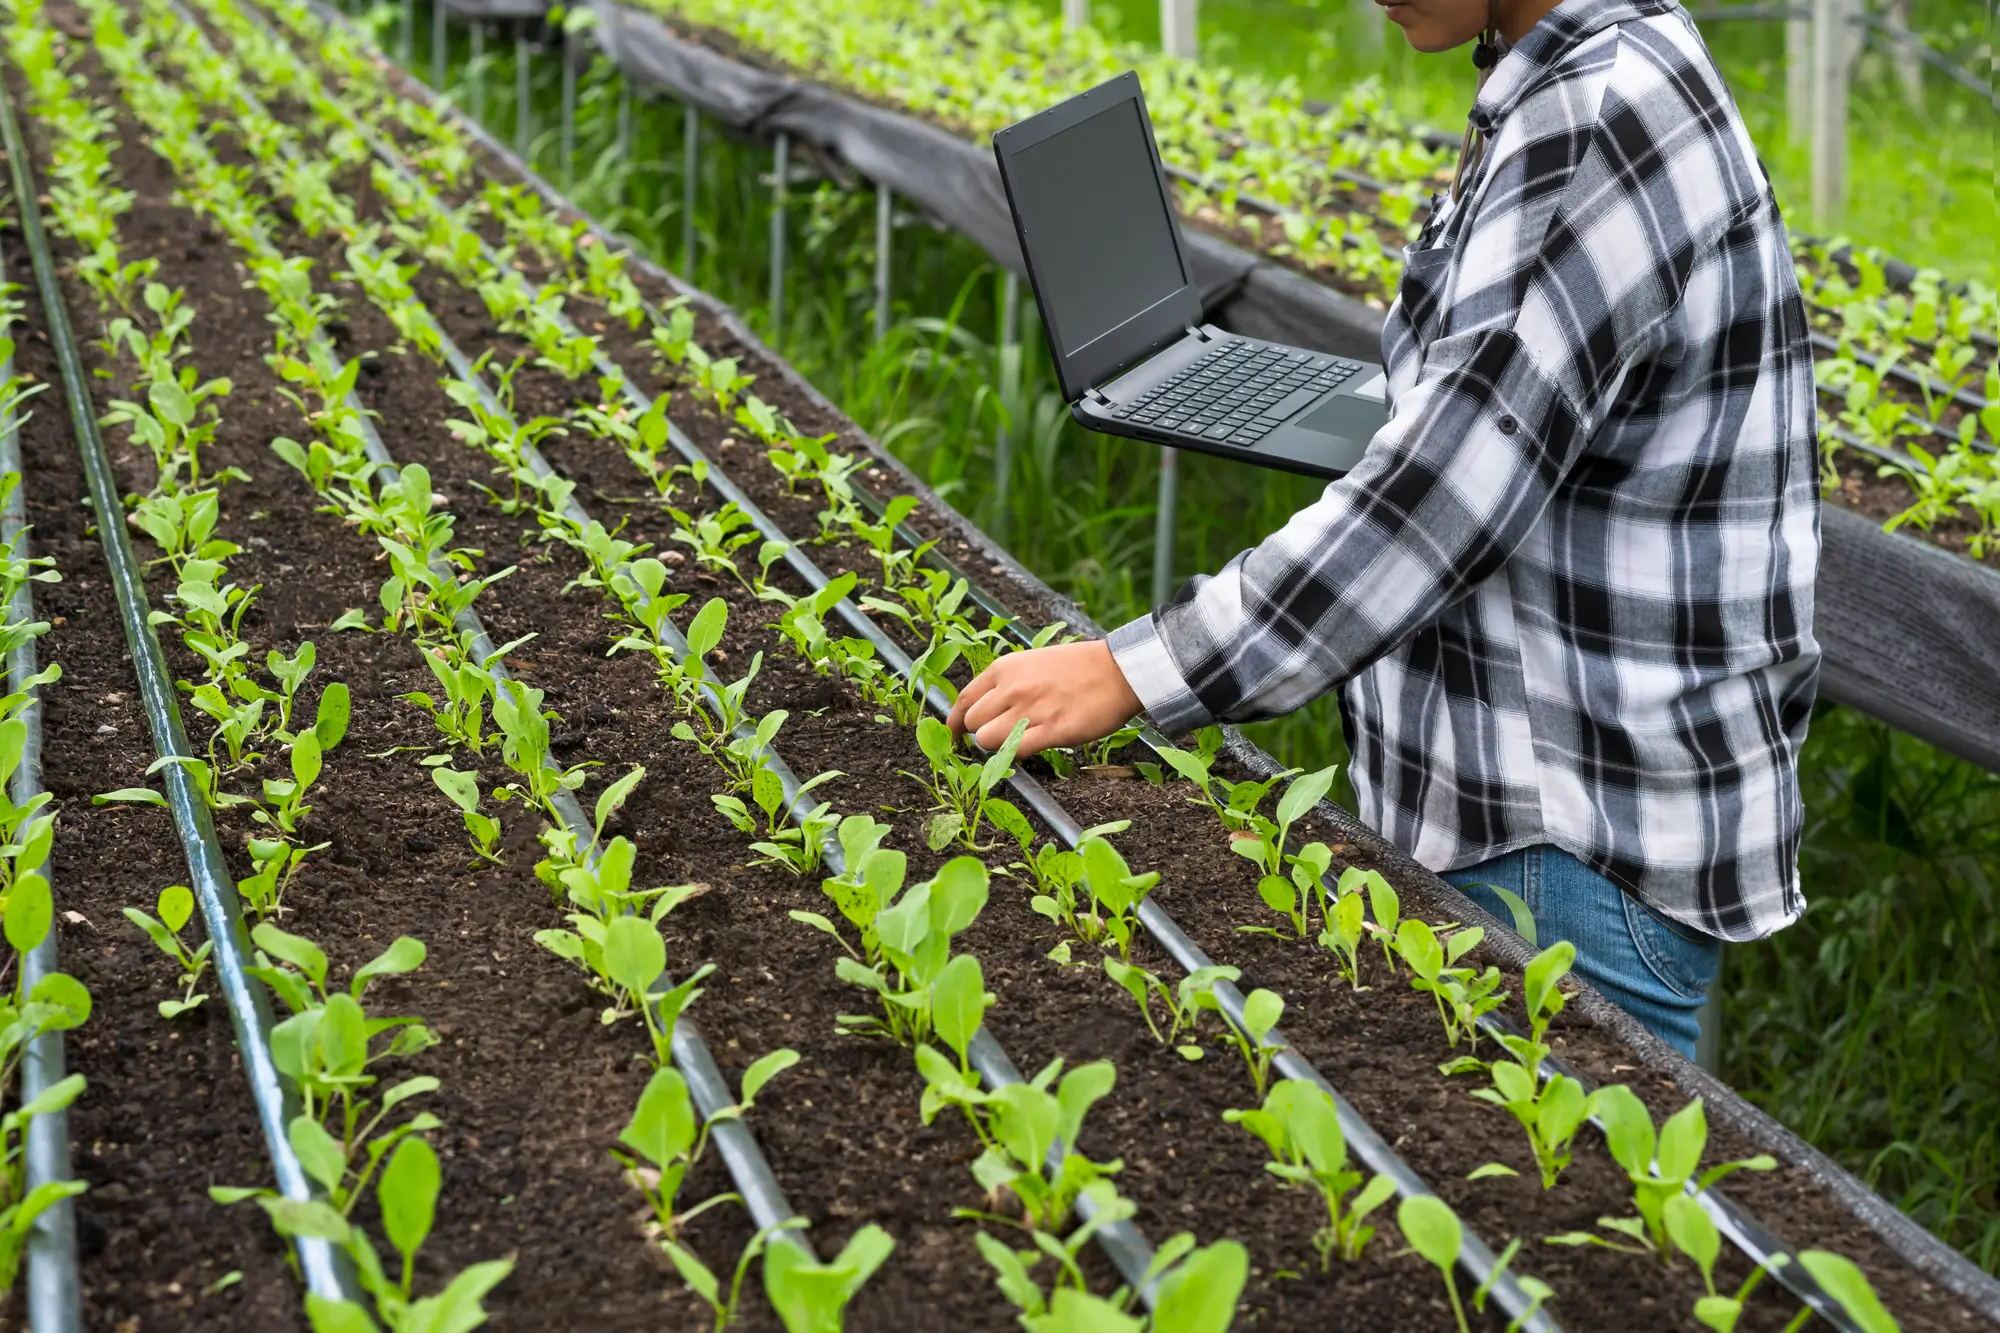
[[947, 639, 1143, 756]]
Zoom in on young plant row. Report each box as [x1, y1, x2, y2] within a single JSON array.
[[0, 213, 92, 1307], [100, 7, 873, 1325], [51, 6, 530, 1327]]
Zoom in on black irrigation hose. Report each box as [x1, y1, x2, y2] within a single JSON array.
[[0, 67, 358, 1306], [0, 178, 81, 1333], [154, 0, 816, 1253], [292, 21, 1558, 1324]]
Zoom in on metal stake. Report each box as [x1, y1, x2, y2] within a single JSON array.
[[994, 270, 1020, 539], [769, 133, 789, 343], [873, 184, 893, 341], [616, 80, 632, 205], [1062, 0, 1088, 27], [515, 27, 531, 158], [560, 22, 576, 190], [1809, 0, 1848, 224], [470, 20, 484, 121], [1695, 952, 1724, 1074], [1152, 449, 1179, 608], [400, 0, 413, 67], [682, 102, 698, 278], [1785, 6, 1810, 146], [432, 0, 445, 91], [1160, 0, 1197, 59]]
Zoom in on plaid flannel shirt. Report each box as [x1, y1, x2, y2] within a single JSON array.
[[1109, 0, 1821, 941]]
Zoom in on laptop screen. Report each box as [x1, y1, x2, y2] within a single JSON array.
[[1004, 97, 1190, 354]]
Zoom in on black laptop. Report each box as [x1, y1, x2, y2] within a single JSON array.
[[993, 72, 1388, 479]]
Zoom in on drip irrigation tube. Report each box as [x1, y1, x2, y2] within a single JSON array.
[[161, 0, 815, 1251], [0, 67, 357, 1307], [0, 180, 80, 1333]]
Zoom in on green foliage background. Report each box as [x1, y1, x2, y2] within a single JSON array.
[[380, 0, 1997, 1271]]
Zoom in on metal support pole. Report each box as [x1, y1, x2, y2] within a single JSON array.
[[1350, 0, 1383, 47], [469, 20, 484, 121], [432, 0, 445, 91], [1153, 449, 1180, 608], [682, 101, 698, 278], [874, 183, 893, 341], [994, 271, 1020, 538], [769, 133, 789, 343], [1062, 0, 1089, 28], [1785, 7, 1811, 146], [616, 80, 632, 205], [400, 0, 413, 68], [1695, 951, 1724, 1074], [514, 27, 531, 159], [560, 24, 576, 190], [1160, 0, 1197, 60], [1809, 0, 1848, 225]]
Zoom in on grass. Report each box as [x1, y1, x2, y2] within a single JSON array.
[[376, 0, 1995, 1271]]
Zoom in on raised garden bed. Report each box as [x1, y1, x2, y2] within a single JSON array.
[[0, 0, 1995, 1330]]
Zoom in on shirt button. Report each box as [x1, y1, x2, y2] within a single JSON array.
[[1498, 415, 1518, 435]]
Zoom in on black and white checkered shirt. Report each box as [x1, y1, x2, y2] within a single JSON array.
[[1110, 0, 1820, 942]]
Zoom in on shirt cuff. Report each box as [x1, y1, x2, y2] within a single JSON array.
[[1107, 614, 1216, 736]]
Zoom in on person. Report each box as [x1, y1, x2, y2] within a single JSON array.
[[946, 0, 1820, 1059]]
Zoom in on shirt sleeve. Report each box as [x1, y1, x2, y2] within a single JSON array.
[[1108, 86, 1718, 734]]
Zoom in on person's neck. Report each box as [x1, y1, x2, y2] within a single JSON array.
[[1494, 0, 1564, 45]]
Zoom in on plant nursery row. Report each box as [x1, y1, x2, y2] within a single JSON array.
[[0, 0, 1987, 1328]]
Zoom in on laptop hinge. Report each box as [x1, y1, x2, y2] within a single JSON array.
[[1185, 323, 1213, 343], [1083, 386, 1112, 406]]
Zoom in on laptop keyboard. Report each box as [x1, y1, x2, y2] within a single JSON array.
[[1102, 339, 1364, 446]]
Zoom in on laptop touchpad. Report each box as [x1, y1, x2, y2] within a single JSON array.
[[1294, 393, 1388, 441]]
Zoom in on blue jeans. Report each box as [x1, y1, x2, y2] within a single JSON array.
[[1443, 845, 1721, 1059]]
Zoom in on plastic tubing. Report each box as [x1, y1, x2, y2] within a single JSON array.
[[0, 164, 81, 1333], [145, 5, 815, 1254], [265, 22, 1552, 1322], [0, 68, 357, 1306]]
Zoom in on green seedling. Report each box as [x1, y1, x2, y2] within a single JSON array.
[[432, 767, 501, 861], [1075, 833, 1159, 962], [1317, 866, 1374, 988], [1394, 919, 1505, 1050], [1184, 976, 1287, 1097], [763, 1223, 895, 1333], [848, 494, 932, 590], [1473, 1062, 1600, 1191], [1225, 1078, 1396, 1266], [1548, 1090, 1775, 1259], [712, 763, 842, 874], [960, 1058, 1121, 1233], [1154, 729, 1293, 832], [123, 883, 212, 1017], [1470, 1238, 1558, 1332], [907, 715, 1028, 852], [236, 835, 324, 921], [974, 1179, 1139, 1319], [912, 952, 996, 1126], [246, 924, 438, 1155], [829, 855, 988, 1046], [1228, 763, 1338, 881], [1100, 958, 1232, 1059], [1397, 1194, 1470, 1333]]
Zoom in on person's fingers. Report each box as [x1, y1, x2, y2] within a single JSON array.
[[1017, 721, 1060, 758], [962, 681, 1019, 737], [974, 705, 1035, 753], [947, 666, 997, 736]]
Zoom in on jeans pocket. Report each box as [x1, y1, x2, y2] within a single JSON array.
[[1622, 893, 1721, 1002]]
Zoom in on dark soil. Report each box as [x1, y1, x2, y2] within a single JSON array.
[[11, 3, 1984, 1330]]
